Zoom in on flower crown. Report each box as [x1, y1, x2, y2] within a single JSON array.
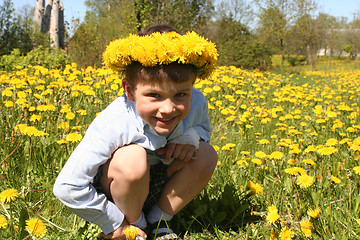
[[103, 31, 218, 79]]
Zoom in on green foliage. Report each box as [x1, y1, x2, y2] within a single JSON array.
[[0, 46, 70, 71], [212, 17, 272, 70], [342, 44, 353, 54], [0, 0, 34, 56], [286, 56, 306, 67]]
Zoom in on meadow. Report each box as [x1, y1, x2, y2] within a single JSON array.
[[1, 59, 360, 239]]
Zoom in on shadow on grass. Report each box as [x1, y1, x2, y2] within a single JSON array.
[[173, 183, 262, 236]]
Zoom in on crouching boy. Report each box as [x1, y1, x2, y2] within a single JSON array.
[[53, 24, 218, 240]]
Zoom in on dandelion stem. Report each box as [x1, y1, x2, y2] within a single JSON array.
[[0, 136, 21, 165], [39, 215, 68, 231], [0, 201, 10, 218]]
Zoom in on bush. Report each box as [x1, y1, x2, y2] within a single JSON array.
[[0, 46, 70, 71], [219, 40, 272, 71], [286, 56, 306, 66]]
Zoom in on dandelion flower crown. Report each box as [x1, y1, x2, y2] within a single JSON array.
[[103, 31, 218, 79]]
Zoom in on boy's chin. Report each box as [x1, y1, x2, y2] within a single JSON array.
[[153, 125, 176, 135]]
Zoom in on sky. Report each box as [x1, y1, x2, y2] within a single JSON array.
[[12, 0, 360, 25]]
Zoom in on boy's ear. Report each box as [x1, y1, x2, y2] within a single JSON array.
[[122, 79, 135, 102]]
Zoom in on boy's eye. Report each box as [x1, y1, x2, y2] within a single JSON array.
[[148, 93, 160, 98], [175, 93, 186, 97]]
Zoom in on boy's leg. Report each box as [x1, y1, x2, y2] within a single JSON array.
[[100, 144, 150, 223], [156, 141, 217, 216]]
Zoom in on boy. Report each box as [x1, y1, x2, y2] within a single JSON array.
[[53, 25, 218, 240]]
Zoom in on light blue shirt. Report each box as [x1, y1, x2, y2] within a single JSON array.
[[53, 88, 212, 234]]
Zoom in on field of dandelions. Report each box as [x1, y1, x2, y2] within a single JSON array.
[[1, 59, 360, 239]]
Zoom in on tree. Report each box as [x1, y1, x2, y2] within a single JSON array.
[[211, 15, 272, 70], [33, 0, 65, 49], [343, 18, 360, 60], [253, 0, 290, 67], [0, 0, 33, 55]]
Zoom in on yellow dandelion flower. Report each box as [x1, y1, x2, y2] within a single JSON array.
[[65, 112, 76, 120], [307, 208, 320, 219], [304, 145, 317, 153], [255, 151, 267, 159], [353, 166, 360, 175], [0, 189, 19, 202], [330, 175, 341, 184], [65, 133, 82, 142], [123, 226, 139, 240], [296, 174, 315, 189], [259, 139, 270, 145], [247, 181, 264, 195], [213, 145, 220, 151], [266, 205, 280, 224], [317, 146, 338, 156], [285, 167, 306, 176], [57, 122, 70, 130], [30, 114, 41, 122], [241, 151, 250, 155], [76, 109, 87, 115], [325, 138, 338, 146], [0, 215, 8, 229], [57, 139, 68, 145], [302, 158, 316, 166], [279, 226, 294, 240], [287, 159, 296, 165], [221, 143, 236, 151], [269, 151, 284, 160], [300, 219, 312, 237], [356, 219, 360, 226], [251, 158, 262, 165], [3, 100, 14, 107], [25, 218, 47, 237]]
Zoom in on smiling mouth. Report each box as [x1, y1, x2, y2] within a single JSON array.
[[154, 116, 177, 125]]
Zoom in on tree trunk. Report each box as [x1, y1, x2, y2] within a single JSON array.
[[41, 0, 52, 33], [307, 45, 315, 71], [58, 1, 65, 49], [34, 0, 45, 31], [50, 0, 60, 48]]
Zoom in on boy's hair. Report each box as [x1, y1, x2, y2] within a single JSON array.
[[136, 24, 180, 36], [125, 25, 197, 89]]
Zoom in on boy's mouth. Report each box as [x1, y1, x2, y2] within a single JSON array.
[[154, 116, 177, 126]]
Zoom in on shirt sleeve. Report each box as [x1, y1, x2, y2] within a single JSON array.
[[188, 88, 213, 142], [53, 98, 138, 234]]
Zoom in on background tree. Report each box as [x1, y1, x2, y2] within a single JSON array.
[[342, 18, 360, 60], [282, 0, 318, 69], [0, 0, 33, 55], [33, 0, 65, 49], [253, 0, 290, 67], [210, 1, 272, 70]]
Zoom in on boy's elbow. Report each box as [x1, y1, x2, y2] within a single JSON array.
[[53, 179, 69, 202]]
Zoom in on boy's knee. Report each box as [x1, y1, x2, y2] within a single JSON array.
[[110, 144, 149, 181], [196, 142, 218, 175]]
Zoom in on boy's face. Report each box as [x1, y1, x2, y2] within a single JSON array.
[[123, 78, 194, 134]]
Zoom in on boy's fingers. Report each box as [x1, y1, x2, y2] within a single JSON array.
[[164, 143, 176, 162], [156, 147, 166, 155]]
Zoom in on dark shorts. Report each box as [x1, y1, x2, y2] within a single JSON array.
[[92, 162, 169, 214]]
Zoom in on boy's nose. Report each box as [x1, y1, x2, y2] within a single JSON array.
[[159, 99, 176, 114]]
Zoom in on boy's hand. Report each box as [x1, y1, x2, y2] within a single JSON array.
[[157, 143, 196, 162], [100, 219, 147, 239]]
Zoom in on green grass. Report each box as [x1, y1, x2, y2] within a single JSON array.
[[1, 61, 360, 239]]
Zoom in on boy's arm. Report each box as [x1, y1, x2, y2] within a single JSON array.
[[53, 131, 124, 235], [53, 101, 138, 235]]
